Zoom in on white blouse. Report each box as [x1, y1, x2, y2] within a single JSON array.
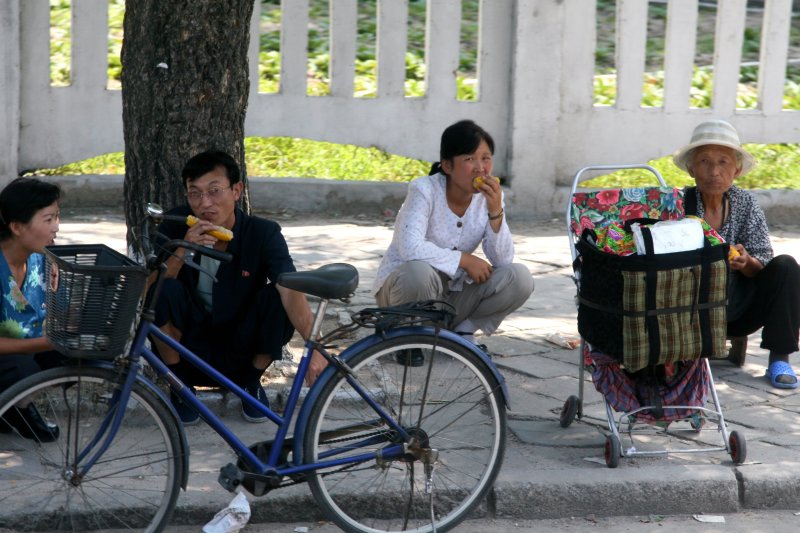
[[372, 173, 516, 294]]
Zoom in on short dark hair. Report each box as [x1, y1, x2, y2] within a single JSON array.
[[429, 120, 495, 175], [181, 150, 240, 188], [0, 177, 62, 240]]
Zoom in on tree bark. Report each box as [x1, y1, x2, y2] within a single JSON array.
[[121, 0, 253, 250]]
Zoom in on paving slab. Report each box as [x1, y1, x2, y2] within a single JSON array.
[[508, 420, 606, 449], [495, 352, 581, 379]]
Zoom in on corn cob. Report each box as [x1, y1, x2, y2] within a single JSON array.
[[472, 176, 500, 190], [186, 215, 234, 242]]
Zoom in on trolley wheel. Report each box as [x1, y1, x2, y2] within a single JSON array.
[[604, 435, 621, 468], [559, 395, 580, 428], [729, 430, 747, 464]]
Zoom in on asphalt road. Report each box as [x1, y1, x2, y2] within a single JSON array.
[[129, 509, 800, 533]]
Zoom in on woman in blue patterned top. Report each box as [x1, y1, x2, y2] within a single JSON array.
[[0, 177, 63, 441], [674, 120, 800, 389]]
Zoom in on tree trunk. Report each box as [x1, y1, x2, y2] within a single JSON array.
[[121, 0, 253, 250]]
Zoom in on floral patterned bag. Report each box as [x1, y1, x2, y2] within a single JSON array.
[[570, 187, 684, 237]]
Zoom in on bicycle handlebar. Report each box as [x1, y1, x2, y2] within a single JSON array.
[[159, 238, 233, 264]]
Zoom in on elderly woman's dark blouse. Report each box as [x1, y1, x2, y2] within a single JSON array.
[[687, 185, 773, 266]]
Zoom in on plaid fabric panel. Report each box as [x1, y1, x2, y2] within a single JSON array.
[[590, 350, 709, 424], [703, 260, 728, 357], [621, 260, 727, 372]]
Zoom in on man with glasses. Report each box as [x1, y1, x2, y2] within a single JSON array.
[[153, 150, 327, 425]]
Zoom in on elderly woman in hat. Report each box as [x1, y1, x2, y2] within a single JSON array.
[[674, 119, 800, 389]]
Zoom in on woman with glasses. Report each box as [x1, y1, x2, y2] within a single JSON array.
[[152, 150, 325, 425]]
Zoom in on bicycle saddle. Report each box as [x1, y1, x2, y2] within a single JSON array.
[[277, 263, 359, 300]]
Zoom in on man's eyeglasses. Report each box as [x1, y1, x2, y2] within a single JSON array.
[[186, 186, 232, 203]]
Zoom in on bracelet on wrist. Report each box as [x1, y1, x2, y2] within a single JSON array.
[[488, 208, 504, 220]]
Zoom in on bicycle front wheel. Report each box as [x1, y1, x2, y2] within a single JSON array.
[[304, 334, 506, 533], [0, 365, 184, 532]]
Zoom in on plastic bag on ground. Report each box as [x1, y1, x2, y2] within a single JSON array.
[[203, 491, 251, 533]]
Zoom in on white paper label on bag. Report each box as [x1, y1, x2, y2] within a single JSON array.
[[631, 218, 705, 255]]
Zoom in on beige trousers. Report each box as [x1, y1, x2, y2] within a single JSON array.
[[375, 261, 534, 335]]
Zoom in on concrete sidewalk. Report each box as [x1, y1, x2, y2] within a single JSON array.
[[56, 209, 800, 525]]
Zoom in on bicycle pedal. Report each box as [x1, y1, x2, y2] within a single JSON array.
[[218, 463, 244, 492]]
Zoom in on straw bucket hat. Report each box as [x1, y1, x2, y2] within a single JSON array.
[[673, 119, 756, 176]]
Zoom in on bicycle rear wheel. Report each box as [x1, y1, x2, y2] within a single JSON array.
[[304, 335, 506, 533], [0, 365, 183, 532]]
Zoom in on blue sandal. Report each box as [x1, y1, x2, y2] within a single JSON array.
[[765, 361, 799, 389]]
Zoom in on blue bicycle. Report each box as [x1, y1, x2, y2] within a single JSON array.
[[0, 204, 508, 533]]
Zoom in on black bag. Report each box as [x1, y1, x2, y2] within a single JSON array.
[[576, 224, 729, 372], [684, 186, 755, 322]]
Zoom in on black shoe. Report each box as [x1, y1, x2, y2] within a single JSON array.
[[395, 349, 424, 367], [170, 389, 200, 426], [242, 383, 270, 423], [2, 404, 60, 443]]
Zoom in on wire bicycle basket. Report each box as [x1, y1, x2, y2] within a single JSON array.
[[44, 244, 147, 359]]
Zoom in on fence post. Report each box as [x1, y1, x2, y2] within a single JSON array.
[[758, 0, 793, 115], [507, 0, 566, 218], [0, 0, 20, 187], [72, 0, 108, 90], [712, 0, 747, 113]]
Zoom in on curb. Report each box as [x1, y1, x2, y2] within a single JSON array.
[[739, 463, 800, 509], [493, 465, 740, 519], [50, 175, 410, 218], [164, 462, 800, 526], [49, 174, 800, 224], [174, 385, 800, 525]]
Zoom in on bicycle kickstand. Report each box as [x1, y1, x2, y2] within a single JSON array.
[[422, 448, 439, 494]]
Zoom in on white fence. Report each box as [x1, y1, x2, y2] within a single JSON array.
[[1, 0, 798, 217]]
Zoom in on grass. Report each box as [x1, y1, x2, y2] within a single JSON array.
[[37, 0, 800, 189], [27, 137, 431, 182], [28, 139, 800, 190], [244, 137, 429, 181]]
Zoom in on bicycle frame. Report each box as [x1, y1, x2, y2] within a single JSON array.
[[75, 300, 424, 483], [76, 304, 510, 489], [68, 205, 512, 498]]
